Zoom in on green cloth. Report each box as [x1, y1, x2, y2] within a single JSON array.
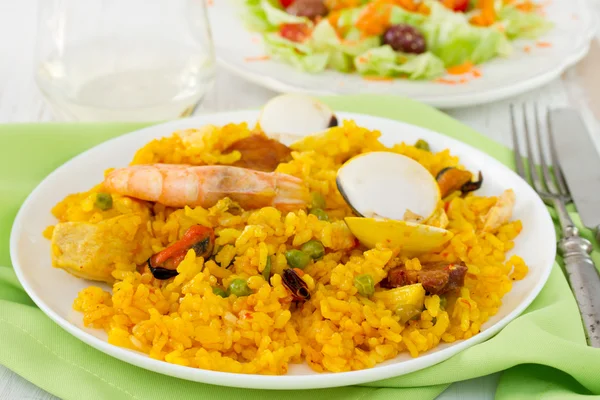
[[1, 95, 599, 400]]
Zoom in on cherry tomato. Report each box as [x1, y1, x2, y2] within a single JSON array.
[[279, 23, 310, 43], [452, 0, 469, 12], [280, 0, 295, 7]]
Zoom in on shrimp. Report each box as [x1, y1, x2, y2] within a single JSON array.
[[103, 164, 309, 211]]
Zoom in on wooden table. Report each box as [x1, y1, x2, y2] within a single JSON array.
[[2, 0, 600, 398]]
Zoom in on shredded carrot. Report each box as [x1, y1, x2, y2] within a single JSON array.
[[355, 0, 394, 36], [251, 36, 260, 44], [470, 0, 496, 26], [395, 0, 418, 12], [536, 41, 552, 48], [417, 2, 430, 15], [442, 0, 455, 9], [446, 61, 474, 75], [515, 0, 536, 12], [244, 55, 271, 62], [459, 77, 469, 83], [207, 0, 214, 5], [325, 0, 361, 11], [293, 268, 305, 277], [363, 75, 394, 81], [327, 10, 341, 28], [472, 69, 482, 78], [523, 45, 532, 53], [355, 0, 424, 35], [435, 78, 459, 85]]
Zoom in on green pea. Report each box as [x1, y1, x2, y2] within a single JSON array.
[[301, 240, 325, 260], [415, 139, 430, 152], [311, 192, 327, 209], [95, 193, 113, 211], [353, 274, 375, 297], [262, 256, 272, 282], [309, 208, 329, 221], [227, 279, 252, 297], [439, 296, 447, 310], [285, 249, 311, 270], [212, 287, 228, 298]]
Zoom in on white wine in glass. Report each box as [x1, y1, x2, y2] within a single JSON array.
[[35, 0, 216, 122]]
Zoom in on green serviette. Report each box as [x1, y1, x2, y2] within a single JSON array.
[[1, 95, 599, 400]]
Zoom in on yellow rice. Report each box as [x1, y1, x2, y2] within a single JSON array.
[[47, 120, 528, 374]]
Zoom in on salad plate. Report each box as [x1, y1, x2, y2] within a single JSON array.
[[11, 110, 555, 389], [208, 0, 596, 108]]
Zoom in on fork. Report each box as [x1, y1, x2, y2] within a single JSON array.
[[510, 103, 600, 347]]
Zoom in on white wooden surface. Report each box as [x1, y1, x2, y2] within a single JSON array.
[[1, 0, 599, 399]]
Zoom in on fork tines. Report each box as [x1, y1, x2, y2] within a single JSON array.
[[509, 103, 570, 201]]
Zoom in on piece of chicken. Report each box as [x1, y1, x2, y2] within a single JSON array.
[[51, 214, 153, 283], [483, 189, 516, 232]]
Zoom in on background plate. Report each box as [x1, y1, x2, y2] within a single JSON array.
[[208, 0, 596, 108], [11, 111, 555, 389]]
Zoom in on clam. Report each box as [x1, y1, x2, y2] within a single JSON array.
[[336, 151, 453, 255], [258, 94, 337, 142]]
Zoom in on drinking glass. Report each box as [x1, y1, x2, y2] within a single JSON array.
[[35, 0, 216, 121]]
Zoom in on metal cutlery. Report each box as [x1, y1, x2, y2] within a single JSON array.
[[510, 103, 600, 347], [548, 108, 600, 244]]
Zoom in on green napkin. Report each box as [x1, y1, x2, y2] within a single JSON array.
[[1, 95, 599, 400]]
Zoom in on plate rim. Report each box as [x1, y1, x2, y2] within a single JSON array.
[[10, 110, 556, 389], [210, 1, 598, 108]]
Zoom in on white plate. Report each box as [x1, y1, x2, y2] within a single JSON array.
[[10, 111, 555, 389], [208, 0, 596, 108]]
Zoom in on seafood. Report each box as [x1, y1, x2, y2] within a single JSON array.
[[147, 225, 215, 280], [436, 167, 483, 198], [51, 214, 153, 283], [224, 134, 292, 172], [483, 189, 516, 232], [282, 268, 311, 301], [258, 94, 337, 139], [381, 262, 468, 295], [103, 164, 309, 211], [336, 152, 440, 221]]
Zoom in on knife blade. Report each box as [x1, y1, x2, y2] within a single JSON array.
[[549, 108, 600, 242]]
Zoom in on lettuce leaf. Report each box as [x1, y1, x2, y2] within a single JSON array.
[[242, 0, 275, 31], [261, 0, 312, 26], [389, 5, 428, 26], [243, 0, 310, 31], [309, 20, 380, 71], [354, 45, 444, 79], [497, 5, 553, 39], [263, 33, 330, 73], [328, 51, 354, 72], [418, 1, 512, 66], [311, 20, 380, 56]]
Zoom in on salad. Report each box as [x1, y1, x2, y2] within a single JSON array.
[[243, 0, 552, 80]]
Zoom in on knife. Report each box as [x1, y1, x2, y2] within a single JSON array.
[[549, 108, 600, 243]]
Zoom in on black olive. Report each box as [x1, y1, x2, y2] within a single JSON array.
[[286, 0, 328, 19], [383, 24, 426, 54]]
